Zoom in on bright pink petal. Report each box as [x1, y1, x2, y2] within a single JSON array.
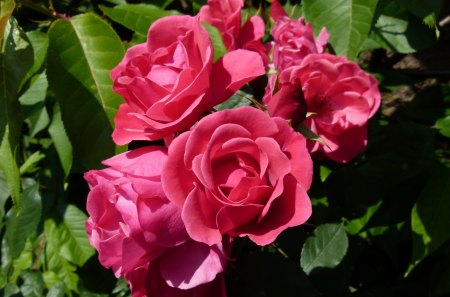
[[161, 132, 196, 208], [210, 49, 265, 106], [160, 240, 226, 289], [270, 0, 288, 21], [181, 187, 223, 245]]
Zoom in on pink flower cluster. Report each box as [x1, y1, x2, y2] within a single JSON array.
[[85, 0, 380, 296], [264, 0, 381, 162]]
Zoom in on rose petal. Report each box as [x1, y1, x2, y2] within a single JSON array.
[[160, 240, 226, 289]]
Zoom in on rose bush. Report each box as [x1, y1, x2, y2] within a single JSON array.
[[111, 15, 265, 144], [269, 0, 329, 70], [84, 146, 229, 296], [162, 106, 313, 246], [264, 53, 381, 162]]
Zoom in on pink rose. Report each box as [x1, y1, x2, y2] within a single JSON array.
[[270, 0, 329, 70], [111, 15, 265, 144], [85, 146, 229, 293], [162, 107, 313, 246], [126, 263, 227, 297], [199, 0, 267, 63], [264, 53, 381, 162]]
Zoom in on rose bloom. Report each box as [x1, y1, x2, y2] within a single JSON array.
[[111, 15, 264, 144], [162, 106, 313, 246], [126, 263, 227, 297], [270, 0, 329, 70], [263, 53, 381, 163], [198, 0, 266, 56], [85, 147, 228, 296]]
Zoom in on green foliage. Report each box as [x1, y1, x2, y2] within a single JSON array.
[[47, 13, 124, 169], [435, 116, 450, 137], [0, 0, 14, 42], [0, 0, 447, 296], [100, 4, 179, 36], [370, 14, 437, 53], [300, 223, 349, 274], [202, 22, 228, 62], [303, 0, 378, 61], [411, 166, 450, 268], [5, 182, 41, 259], [0, 17, 33, 211]]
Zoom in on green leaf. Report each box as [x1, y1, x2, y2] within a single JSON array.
[[0, 18, 33, 211], [202, 22, 227, 62], [410, 166, 450, 270], [396, 0, 443, 28], [44, 235, 79, 294], [345, 200, 382, 235], [295, 123, 328, 148], [19, 71, 50, 137], [303, 0, 378, 60], [0, 0, 14, 42], [48, 103, 72, 178], [44, 205, 95, 267], [300, 223, 349, 274], [0, 171, 9, 220], [99, 3, 180, 36], [215, 90, 252, 110], [46, 282, 65, 297], [370, 14, 437, 53], [20, 271, 45, 297], [47, 13, 124, 169], [22, 31, 48, 87], [5, 182, 42, 258], [435, 115, 450, 138], [19, 151, 45, 175]]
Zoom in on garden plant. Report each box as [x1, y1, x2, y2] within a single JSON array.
[[0, 0, 450, 296]]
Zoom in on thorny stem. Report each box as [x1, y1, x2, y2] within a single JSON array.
[[17, 0, 58, 19], [235, 92, 267, 111]]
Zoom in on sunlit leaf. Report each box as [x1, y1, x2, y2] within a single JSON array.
[[303, 0, 378, 60], [22, 31, 48, 86], [48, 103, 72, 178], [47, 13, 124, 169], [100, 3, 180, 36], [215, 90, 252, 110], [44, 235, 79, 294], [0, 18, 33, 210], [301, 223, 349, 274], [44, 205, 95, 267], [5, 182, 42, 259], [20, 271, 45, 297], [435, 115, 450, 138], [202, 22, 227, 62], [0, 0, 14, 42], [410, 166, 450, 271], [370, 14, 437, 53]]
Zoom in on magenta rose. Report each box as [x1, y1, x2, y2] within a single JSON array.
[[270, 0, 329, 70], [162, 106, 313, 246], [126, 262, 227, 297], [111, 15, 265, 144], [264, 53, 381, 162], [199, 0, 267, 63], [85, 146, 229, 292]]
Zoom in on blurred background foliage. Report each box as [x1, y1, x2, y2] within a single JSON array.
[[0, 0, 449, 296]]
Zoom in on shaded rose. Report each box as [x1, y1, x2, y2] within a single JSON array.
[[270, 0, 329, 70], [162, 107, 313, 246], [111, 15, 265, 144], [199, 0, 267, 63], [85, 146, 228, 293], [126, 262, 227, 297], [263, 53, 381, 162]]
